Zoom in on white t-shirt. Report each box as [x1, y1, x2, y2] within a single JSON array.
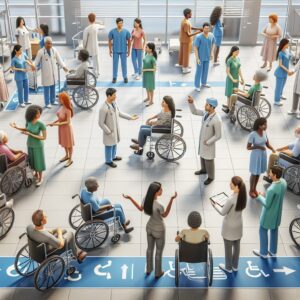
[[16, 27, 31, 50], [179, 228, 209, 244]]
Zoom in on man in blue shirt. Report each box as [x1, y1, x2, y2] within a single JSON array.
[[108, 18, 131, 83], [193, 22, 215, 92], [80, 177, 134, 233]]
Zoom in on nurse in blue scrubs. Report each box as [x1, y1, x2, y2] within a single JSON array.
[[38, 24, 49, 49], [193, 22, 215, 92], [274, 38, 294, 106], [210, 6, 223, 65]]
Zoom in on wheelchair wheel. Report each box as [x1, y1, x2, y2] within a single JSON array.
[[0, 166, 25, 195], [24, 178, 32, 188], [15, 244, 39, 277], [175, 249, 179, 287], [173, 120, 184, 137], [75, 220, 109, 251], [34, 255, 65, 291], [146, 151, 155, 160], [155, 134, 186, 162], [256, 98, 271, 119], [207, 248, 213, 287], [0, 207, 14, 240], [284, 165, 300, 195], [69, 204, 84, 230], [66, 266, 76, 276], [229, 114, 236, 124], [236, 105, 259, 131], [289, 217, 300, 247], [111, 234, 120, 244], [72, 86, 99, 110], [86, 71, 97, 87]]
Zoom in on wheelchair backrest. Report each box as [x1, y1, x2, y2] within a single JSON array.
[[179, 240, 208, 263], [27, 234, 47, 264], [80, 201, 93, 222], [252, 90, 261, 107], [0, 154, 8, 174]]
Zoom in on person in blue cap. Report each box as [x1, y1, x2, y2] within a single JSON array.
[[188, 96, 222, 185]]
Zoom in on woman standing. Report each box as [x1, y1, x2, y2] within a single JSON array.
[[131, 18, 146, 80], [47, 92, 74, 167], [288, 60, 300, 119], [10, 105, 47, 186], [38, 24, 49, 49], [143, 43, 157, 107], [247, 118, 275, 198], [211, 176, 247, 273], [0, 68, 9, 110], [224, 46, 244, 110], [274, 38, 294, 106], [260, 14, 282, 72], [11, 45, 35, 108], [123, 182, 177, 278], [210, 6, 223, 65]]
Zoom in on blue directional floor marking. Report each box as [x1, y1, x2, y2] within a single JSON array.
[[0, 256, 300, 288]]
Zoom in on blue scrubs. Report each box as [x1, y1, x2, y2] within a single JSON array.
[[274, 50, 290, 103], [213, 19, 223, 47], [108, 28, 131, 80], [11, 53, 29, 105], [194, 33, 215, 87]]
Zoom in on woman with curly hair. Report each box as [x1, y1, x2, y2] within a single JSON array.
[[210, 6, 223, 65], [10, 105, 47, 186]]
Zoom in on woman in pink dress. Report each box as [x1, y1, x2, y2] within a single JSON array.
[[260, 14, 282, 72], [48, 92, 74, 167]]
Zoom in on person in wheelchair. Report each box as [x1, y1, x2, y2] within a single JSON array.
[[27, 209, 87, 263], [263, 126, 300, 183], [130, 95, 175, 155], [80, 177, 134, 234], [175, 211, 209, 244], [222, 69, 268, 114]]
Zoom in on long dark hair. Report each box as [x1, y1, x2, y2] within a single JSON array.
[[225, 46, 239, 63], [163, 95, 175, 118], [210, 6, 222, 26], [276, 38, 289, 60], [146, 42, 157, 60], [231, 176, 247, 211], [16, 17, 26, 28], [39, 24, 49, 37], [144, 182, 162, 216], [253, 117, 267, 131], [134, 18, 143, 29], [11, 45, 22, 58]]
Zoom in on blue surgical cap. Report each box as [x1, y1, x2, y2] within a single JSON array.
[[206, 98, 218, 108]]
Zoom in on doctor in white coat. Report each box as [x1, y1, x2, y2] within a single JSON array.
[[288, 60, 300, 119], [34, 36, 68, 108], [188, 96, 222, 185], [83, 13, 104, 77]]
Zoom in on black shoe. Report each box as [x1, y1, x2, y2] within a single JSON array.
[[124, 78, 128, 83], [112, 78, 116, 83], [263, 176, 272, 184], [124, 227, 134, 234], [131, 138, 139, 144], [204, 178, 214, 185], [222, 107, 230, 114], [194, 170, 207, 175], [134, 149, 143, 156], [113, 156, 122, 161], [105, 162, 117, 168]]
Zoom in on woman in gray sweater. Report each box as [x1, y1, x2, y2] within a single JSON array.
[[211, 176, 247, 273]]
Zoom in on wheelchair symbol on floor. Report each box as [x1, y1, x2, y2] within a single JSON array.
[[245, 260, 270, 278]]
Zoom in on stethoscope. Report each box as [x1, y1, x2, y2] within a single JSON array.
[[203, 112, 216, 127]]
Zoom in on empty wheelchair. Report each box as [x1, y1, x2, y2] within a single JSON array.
[[0, 193, 14, 240], [175, 239, 213, 287], [65, 69, 99, 110], [15, 232, 77, 291], [69, 194, 123, 251], [0, 154, 33, 195], [227, 84, 271, 131]]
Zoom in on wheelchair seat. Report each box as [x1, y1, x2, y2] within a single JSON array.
[[66, 78, 85, 86], [279, 152, 300, 165], [80, 200, 116, 222], [152, 125, 172, 134], [179, 240, 208, 263]]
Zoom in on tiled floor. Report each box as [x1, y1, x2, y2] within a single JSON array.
[[0, 45, 299, 299]]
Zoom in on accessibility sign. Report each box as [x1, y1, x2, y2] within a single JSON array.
[[0, 256, 300, 288]]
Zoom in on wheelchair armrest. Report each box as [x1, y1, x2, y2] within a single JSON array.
[[279, 153, 300, 164], [176, 109, 182, 111], [262, 86, 268, 89], [88, 67, 94, 69], [176, 115, 182, 118], [245, 84, 251, 87], [19, 232, 27, 240], [72, 194, 80, 199]]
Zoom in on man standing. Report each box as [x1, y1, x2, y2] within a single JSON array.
[[253, 166, 287, 258], [83, 13, 104, 77], [176, 8, 201, 74], [188, 96, 222, 185], [34, 37, 68, 108], [99, 88, 138, 168], [108, 18, 131, 83], [194, 22, 215, 92]]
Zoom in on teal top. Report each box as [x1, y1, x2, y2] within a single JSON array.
[[26, 121, 46, 148], [257, 178, 287, 229]]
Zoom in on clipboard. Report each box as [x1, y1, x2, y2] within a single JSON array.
[[209, 192, 228, 208]]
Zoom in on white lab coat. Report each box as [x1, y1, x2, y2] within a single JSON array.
[[293, 60, 300, 95], [34, 47, 66, 87], [189, 102, 222, 160], [83, 23, 104, 57], [16, 27, 32, 50]]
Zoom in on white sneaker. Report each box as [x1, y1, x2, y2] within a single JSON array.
[[287, 110, 297, 115], [297, 204, 300, 210], [195, 87, 201, 92], [52, 101, 59, 106], [232, 267, 238, 272], [297, 113, 300, 119], [219, 264, 232, 273], [274, 102, 283, 106], [5, 199, 14, 208], [36, 179, 43, 187], [202, 84, 211, 88], [280, 95, 287, 100], [135, 75, 141, 80], [268, 251, 276, 257], [214, 62, 220, 66], [175, 64, 182, 68], [182, 68, 191, 74], [20, 103, 25, 108], [46, 104, 52, 109], [253, 249, 268, 259]]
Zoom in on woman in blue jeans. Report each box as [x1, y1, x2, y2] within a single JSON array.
[[130, 95, 175, 155], [11, 45, 35, 108]]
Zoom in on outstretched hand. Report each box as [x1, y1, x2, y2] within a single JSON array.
[[187, 96, 194, 104], [122, 194, 131, 200], [171, 192, 178, 199]]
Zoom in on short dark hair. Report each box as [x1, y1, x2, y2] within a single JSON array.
[[106, 88, 117, 97], [116, 17, 123, 24], [25, 105, 43, 123], [271, 166, 283, 179], [78, 49, 89, 62], [253, 117, 267, 131], [39, 24, 49, 36], [203, 22, 210, 28], [183, 8, 192, 17], [32, 209, 44, 226], [88, 13, 96, 23]]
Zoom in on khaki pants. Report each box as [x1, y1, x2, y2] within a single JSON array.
[[228, 94, 238, 111], [267, 153, 279, 174], [178, 42, 192, 68], [201, 157, 215, 180]]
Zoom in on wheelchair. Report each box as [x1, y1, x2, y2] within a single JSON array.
[[145, 115, 186, 162], [0, 193, 14, 240], [65, 68, 99, 110], [226, 84, 271, 131], [69, 194, 123, 251], [0, 154, 33, 195], [14, 232, 77, 291], [175, 239, 213, 287]]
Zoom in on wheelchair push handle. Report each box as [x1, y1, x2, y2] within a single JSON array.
[[72, 194, 80, 199], [19, 232, 27, 240]]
